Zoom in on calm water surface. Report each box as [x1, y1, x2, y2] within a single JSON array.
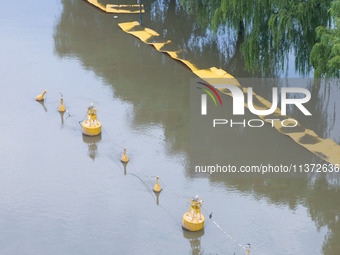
[[0, 1, 340, 255]]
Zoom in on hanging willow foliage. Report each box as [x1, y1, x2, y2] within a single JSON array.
[[311, 0, 340, 78], [180, 0, 337, 78]]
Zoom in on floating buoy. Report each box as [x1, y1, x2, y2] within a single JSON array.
[[58, 93, 66, 112], [153, 176, 162, 193], [35, 90, 47, 101], [182, 195, 205, 231], [82, 103, 101, 136], [121, 147, 129, 163]]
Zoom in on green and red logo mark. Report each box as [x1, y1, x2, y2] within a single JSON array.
[[196, 82, 223, 108]]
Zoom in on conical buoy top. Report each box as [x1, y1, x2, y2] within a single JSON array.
[[121, 147, 129, 163], [153, 176, 162, 193], [58, 94, 66, 112], [35, 90, 47, 101]]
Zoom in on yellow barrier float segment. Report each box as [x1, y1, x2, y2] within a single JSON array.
[[58, 94, 66, 113], [121, 147, 129, 163], [35, 90, 47, 101], [153, 176, 162, 193], [118, 21, 340, 166], [82, 103, 102, 136], [182, 195, 205, 231], [106, 4, 145, 14], [86, 0, 106, 12], [85, 0, 145, 13]]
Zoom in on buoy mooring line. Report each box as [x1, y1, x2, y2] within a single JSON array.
[[34, 94, 253, 254]]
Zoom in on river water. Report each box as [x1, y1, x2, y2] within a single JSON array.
[[0, 0, 340, 254]]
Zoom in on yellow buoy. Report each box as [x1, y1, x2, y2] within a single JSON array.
[[82, 103, 101, 136], [58, 94, 66, 112], [121, 147, 129, 163], [153, 176, 162, 192], [35, 90, 47, 101], [182, 195, 205, 231]]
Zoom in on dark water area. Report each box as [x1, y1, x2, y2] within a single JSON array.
[[0, 0, 340, 254]]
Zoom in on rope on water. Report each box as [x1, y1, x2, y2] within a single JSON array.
[[101, 127, 126, 149], [78, 115, 252, 253], [130, 160, 156, 179], [158, 178, 188, 199], [127, 172, 157, 202], [202, 206, 251, 252], [77, 116, 251, 253], [65, 109, 72, 117], [78, 111, 88, 125]]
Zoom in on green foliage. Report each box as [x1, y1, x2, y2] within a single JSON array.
[[181, 0, 336, 77], [311, 0, 340, 77]]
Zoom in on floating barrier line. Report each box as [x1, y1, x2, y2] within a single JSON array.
[[101, 127, 190, 199], [118, 21, 340, 166], [101, 127, 187, 198], [101, 127, 125, 149], [78, 112, 88, 126], [130, 160, 189, 199], [85, 0, 145, 14], [158, 179, 188, 199], [112, 156, 125, 171], [130, 160, 157, 179], [128, 172, 157, 201], [212, 220, 247, 250], [202, 207, 250, 252], [124, 170, 182, 225], [108, 149, 184, 225], [36, 95, 250, 252]]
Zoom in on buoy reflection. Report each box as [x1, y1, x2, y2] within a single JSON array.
[[183, 229, 204, 255], [82, 134, 102, 160]]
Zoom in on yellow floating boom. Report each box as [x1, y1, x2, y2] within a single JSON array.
[[118, 21, 340, 166], [107, 4, 145, 14], [86, 0, 145, 13]]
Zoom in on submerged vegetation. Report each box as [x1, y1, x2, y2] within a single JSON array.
[[180, 0, 340, 78]]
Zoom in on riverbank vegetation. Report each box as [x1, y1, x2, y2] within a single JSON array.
[[180, 0, 340, 78]]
